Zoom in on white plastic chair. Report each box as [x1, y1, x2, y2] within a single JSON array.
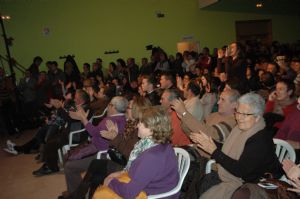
[[58, 108, 108, 165], [62, 108, 108, 155], [205, 138, 296, 174], [273, 138, 296, 162], [147, 147, 190, 199], [205, 159, 216, 174], [273, 138, 296, 182], [96, 150, 110, 159]]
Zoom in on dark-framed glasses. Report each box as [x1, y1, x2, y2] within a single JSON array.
[[234, 110, 255, 118]]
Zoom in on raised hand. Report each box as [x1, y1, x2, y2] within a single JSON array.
[[217, 48, 224, 59], [69, 106, 89, 121], [100, 120, 118, 140], [176, 76, 183, 91], [282, 159, 300, 194], [225, 47, 229, 57], [50, 99, 63, 109], [190, 131, 217, 155], [170, 98, 187, 117], [268, 91, 277, 102]]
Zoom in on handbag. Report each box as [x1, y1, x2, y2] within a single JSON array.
[[92, 172, 147, 199], [262, 178, 298, 199], [107, 148, 127, 166]]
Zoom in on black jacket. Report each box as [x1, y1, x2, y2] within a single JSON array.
[[212, 127, 284, 182]]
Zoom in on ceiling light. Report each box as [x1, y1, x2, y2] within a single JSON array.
[[1, 15, 11, 20], [256, 3, 263, 8]]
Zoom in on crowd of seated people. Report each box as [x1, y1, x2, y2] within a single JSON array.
[[1, 40, 300, 199]]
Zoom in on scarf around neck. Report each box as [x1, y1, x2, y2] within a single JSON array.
[[201, 118, 265, 199], [124, 137, 157, 171]]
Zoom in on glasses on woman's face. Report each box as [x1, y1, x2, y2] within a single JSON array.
[[234, 110, 255, 118]]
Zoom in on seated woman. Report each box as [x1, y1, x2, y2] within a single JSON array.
[[200, 75, 219, 118], [265, 78, 297, 129], [58, 96, 151, 199], [93, 106, 179, 199], [190, 92, 283, 198]]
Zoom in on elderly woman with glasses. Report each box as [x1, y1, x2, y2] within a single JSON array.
[[190, 92, 284, 199]]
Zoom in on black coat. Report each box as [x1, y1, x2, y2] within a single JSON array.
[[212, 127, 284, 182]]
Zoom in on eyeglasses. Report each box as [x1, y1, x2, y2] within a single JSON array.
[[234, 110, 255, 118]]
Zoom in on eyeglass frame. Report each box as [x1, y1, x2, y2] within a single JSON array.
[[234, 110, 256, 118]]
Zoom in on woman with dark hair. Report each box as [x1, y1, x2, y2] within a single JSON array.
[[107, 62, 118, 82], [81, 63, 92, 81], [217, 42, 247, 83], [90, 61, 104, 85], [28, 56, 43, 80], [154, 51, 170, 74], [245, 66, 260, 92], [64, 55, 82, 89], [200, 74, 219, 118], [173, 52, 184, 76], [116, 58, 128, 81]]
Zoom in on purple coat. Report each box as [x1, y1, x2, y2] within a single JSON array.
[[109, 144, 179, 199], [85, 114, 126, 150]]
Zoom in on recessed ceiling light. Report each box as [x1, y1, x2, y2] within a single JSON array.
[[1, 15, 11, 20], [256, 3, 263, 8]]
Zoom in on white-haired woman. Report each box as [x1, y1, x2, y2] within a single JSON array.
[[190, 92, 284, 199]]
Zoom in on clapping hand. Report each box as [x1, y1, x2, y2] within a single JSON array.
[[50, 99, 63, 109], [190, 131, 217, 155], [44, 102, 52, 108], [176, 76, 183, 91], [282, 159, 300, 194], [100, 120, 118, 140], [69, 106, 89, 121]]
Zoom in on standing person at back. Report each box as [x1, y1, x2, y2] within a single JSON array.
[[28, 56, 43, 80], [217, 42, 246, 83]]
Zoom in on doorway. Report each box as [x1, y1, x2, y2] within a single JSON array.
[[235, 19, 272, 45]]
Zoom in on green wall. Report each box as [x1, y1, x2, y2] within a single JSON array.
[[1, 0, 300, 79]]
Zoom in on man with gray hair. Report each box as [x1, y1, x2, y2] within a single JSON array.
[[171, 89, 240, 143], [60, 96, 128, 195], [160, 89, 191, 146]]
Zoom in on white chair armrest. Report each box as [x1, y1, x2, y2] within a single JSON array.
[[96, 150, 109, 159], [205, 159, 216, 174], [68, 128, 86, 147]]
